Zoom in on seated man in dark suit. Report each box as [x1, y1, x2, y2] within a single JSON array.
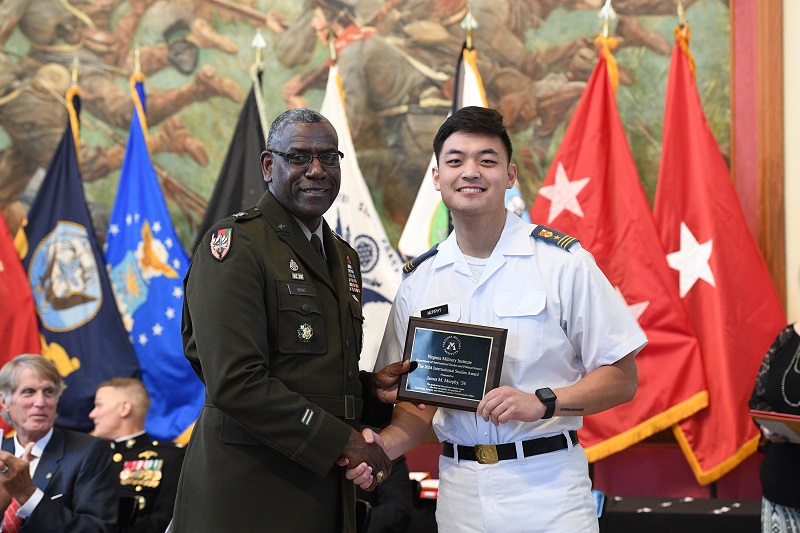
[[0, 354, 118, 532], [90, 377, 185, 533]]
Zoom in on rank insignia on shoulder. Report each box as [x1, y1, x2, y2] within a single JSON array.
[[403, 245, 439, 274], [531, 225, 580, 252], [210, 228, 232, 261], [231, 207, 260, 222]]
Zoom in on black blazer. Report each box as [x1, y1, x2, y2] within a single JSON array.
[[2, 427, 118, 532]]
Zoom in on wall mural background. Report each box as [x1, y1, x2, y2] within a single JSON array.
[[0, 0, 730, 252]]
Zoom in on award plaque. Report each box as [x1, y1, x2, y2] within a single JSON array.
[[396, 317, 507, 411]]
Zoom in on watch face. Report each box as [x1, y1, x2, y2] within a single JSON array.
[[537, 388, 556, 402]]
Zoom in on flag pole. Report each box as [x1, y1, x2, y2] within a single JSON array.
[[673, 1, 696, 81], [598, 0, 616, 39], [134, 42, 141, 75], [67, 57, 81, 164], [461, 3, 477, 51], [328, 27, 338, 64], [252, 28, 265, 72], [595, 0, 619, 95], [71, 56, 79, 87], [250, 28, 269, 142], [677, 0, 687, 28]]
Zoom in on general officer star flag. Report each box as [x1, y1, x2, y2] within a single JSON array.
[[529, 40, 709, 462], [654, 25, 786, 484], [105, 74, 204, 442], [320, 64, 404, 371], [22, 87, 140, 431]]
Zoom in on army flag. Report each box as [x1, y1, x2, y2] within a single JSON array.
[[105, 74, 204, 442], [21, 88, 140, 431], [0, 211, 40, 363], [398, 44, 529, 259], [654, 26, 786, 484], [529, 42, 708, 461], [320, 64, 404, 371], [192, 70, 267, 252]]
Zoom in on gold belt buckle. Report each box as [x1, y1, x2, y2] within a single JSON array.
[[474, 444, 498, 464]]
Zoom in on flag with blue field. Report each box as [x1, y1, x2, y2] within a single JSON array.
[[22, 87, 140, 431], [105, 74, 204, 442]]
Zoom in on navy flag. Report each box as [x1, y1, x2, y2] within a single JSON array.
[[320, 64, 404, 371], [21, 87, 140, 432], [192, 70, 267, 252], [104, 74, 204, 442]]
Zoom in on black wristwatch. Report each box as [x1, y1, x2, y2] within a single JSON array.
[[535, 388, 557, 419]]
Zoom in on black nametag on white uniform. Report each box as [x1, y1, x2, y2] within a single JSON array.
[[421, 304, 449, 318]]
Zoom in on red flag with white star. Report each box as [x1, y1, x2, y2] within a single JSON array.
[[530, 40, 708, 462], [654, 26, 785, 484]]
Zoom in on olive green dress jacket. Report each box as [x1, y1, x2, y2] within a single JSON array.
[[172, 191, 390, 532]]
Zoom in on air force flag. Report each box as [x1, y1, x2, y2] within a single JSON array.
[[104, 74, 204, 441]]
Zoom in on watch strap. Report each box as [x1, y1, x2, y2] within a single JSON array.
[[536, 388, 557, 419]]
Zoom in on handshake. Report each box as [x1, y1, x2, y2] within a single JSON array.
[[336, 360, 419, 491]]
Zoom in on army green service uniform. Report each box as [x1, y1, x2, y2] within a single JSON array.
[[173, 191, 391, 533]]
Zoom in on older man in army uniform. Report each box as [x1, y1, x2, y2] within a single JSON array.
[[172, 108, 409, 533], [90, 378, 184, 533]]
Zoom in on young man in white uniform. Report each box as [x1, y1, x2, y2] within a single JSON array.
[[349, 106, 648, 532]]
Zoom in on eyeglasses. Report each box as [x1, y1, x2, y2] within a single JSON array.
[[269, 150, 344, 168]]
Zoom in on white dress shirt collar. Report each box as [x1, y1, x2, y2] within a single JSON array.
[[13, 427, 53, 460]]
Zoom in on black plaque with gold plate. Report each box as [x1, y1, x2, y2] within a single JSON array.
[[396, 317, 507, 411]]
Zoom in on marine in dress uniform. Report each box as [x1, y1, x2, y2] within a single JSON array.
[[111, 433, 184, 533]]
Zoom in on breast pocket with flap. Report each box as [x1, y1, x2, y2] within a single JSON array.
[[493, 291, 546, 362], [276, 281, 327, 355]]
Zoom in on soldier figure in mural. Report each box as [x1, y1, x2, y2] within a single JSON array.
[[270, 1, 452, 227], [0, 0, 716, 239], [0, 0, 242, 233], [266, 0, 679, 221]]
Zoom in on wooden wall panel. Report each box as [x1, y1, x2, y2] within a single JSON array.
[[731, 0, 786, 307]]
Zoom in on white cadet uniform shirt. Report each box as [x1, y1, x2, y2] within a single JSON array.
[[375, 211, 648, 533]]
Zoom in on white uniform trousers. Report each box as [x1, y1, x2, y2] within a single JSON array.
[[435, 436, 598, 533]]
